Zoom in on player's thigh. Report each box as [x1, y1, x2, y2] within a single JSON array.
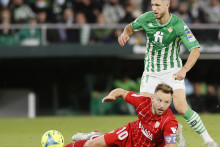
[[104, 125, 131, 147], [85, 135, 107, 147], [162, 68, 185, 91], [140, 73, 161, 94], [173, 89, 189, 114]]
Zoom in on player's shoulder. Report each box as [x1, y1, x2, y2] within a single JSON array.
[[129, 92, 151, 100], [171, 13, 186, 28], [138, 11, 155, 20], [171, 14, 187, 34], [145, 11, 154, 16], [162, 109, 178, 126], [171, 13, 184, 23], [164, 108, 176, 120]]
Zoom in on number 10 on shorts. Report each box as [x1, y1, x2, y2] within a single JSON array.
[[116, 127, 128, 140]]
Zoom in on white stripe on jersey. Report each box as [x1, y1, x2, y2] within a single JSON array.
[[160, 47, 166, 71], [173, 37, 180, 68], [144, 37, 150, 71], [154, 50, 158, 72], [167, 42, 173, 69], [178, 40, 183, 67], [148, 44, 154, 72]]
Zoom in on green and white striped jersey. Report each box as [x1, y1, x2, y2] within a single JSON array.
[[131, 11, 200, 72]]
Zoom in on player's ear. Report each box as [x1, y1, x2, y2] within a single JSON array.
[[166, 2, 170, 9], [167, 3, 170, 9], [165, 0, 170, 9]]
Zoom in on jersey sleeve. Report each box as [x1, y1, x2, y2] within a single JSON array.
[[176, 20, 200, 51], [131, 12, 149, 31], [163, 118, 178, 145], [125, 92, 149, 108]]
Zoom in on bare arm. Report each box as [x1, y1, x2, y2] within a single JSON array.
[[118, 24, 134, 46], [218, 30, 220, 41], [102, 88, 129, 103], [175, 48, 200, 80]]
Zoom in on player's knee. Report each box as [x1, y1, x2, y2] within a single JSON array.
[[174, 104, 189, 115], [85, 141, 94, 147]]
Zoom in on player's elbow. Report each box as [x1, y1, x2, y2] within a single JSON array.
[[192, 48, 200, 58], [114, 88, 129, 99]]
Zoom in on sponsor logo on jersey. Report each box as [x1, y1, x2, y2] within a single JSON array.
[[154, 121, 160, 128], [139, 121, 153, 140], [148, 23, 153, 27], [170, 127, 177, 134], [168, 27, 173, 33], [184, 25, 188, 30], [186, 30, 196, 42]]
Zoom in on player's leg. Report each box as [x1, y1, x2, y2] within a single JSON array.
[[173, 89, 217, 146], [140, 72, 159, 97], [165, 68, 217, 146], [64, 140, 88, 147], [64, 136, 107, 147], [84, 135, 107, 147], [176, 123, 186, 147], [65, 132, 106, 147], [72, 130, 101, 141]]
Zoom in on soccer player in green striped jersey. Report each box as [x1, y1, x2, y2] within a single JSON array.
[[118, 0, 218, 146]]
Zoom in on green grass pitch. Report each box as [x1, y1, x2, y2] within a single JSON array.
[[0, 114, 219, 147]]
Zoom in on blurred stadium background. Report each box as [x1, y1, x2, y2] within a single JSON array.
[[0, 0, 219, 146]]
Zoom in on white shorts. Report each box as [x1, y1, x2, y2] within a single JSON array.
[[140, 68, 185, 94]]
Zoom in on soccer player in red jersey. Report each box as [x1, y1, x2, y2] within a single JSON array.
[[65, 83, 178, 147]]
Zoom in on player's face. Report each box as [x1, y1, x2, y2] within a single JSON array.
[[151, 0, 169, 19], [152, 90, 172, 115]]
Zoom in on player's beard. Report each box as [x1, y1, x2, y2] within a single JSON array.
[[156, 10, 166, 20], [152, 105, 164, 116]]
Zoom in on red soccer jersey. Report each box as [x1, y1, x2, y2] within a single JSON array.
[[105, 91, 178, 147], [126, 92, 178, 146]]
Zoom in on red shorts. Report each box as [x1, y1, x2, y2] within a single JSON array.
[[104, 123, 133, 147]]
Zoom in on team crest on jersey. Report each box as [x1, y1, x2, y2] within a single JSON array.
[[168, 27, 173, 33], [148, 23, 153, 27], [165, 135, 176, 144], [165, 137, 172, 143], [154, 121, 160, 128]]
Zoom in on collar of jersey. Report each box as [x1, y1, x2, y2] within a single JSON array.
[[155, 13, 172, 27]]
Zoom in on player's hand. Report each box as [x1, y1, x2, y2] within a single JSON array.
[[173, 68, 187, 81], [118, 33, 130, 46], [102, 96, 116, 103]]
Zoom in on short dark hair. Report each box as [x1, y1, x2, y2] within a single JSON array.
[[155, 83, 173, 95]]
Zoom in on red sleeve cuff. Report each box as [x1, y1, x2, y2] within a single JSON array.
[[125, 91, 136, 102]]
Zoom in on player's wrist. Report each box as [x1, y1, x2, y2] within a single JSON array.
[[182, 66, 189, 72]]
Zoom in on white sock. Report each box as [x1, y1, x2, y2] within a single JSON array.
[[200, 130, 214, 143]]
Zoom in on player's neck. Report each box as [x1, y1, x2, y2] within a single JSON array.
[[157, 12, 170, 25], [152, 107, 156, 115]]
